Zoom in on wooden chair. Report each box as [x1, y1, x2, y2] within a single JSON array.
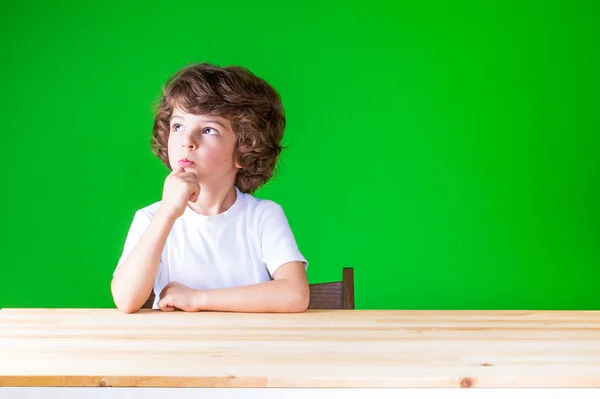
[[142, 267, 355, 310], [308, 267, 355, 310]]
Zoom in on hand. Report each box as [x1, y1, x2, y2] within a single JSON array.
[[157, 281, 203, 312], [159, 167, 200, 218]]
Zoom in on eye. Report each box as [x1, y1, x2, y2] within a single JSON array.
[[203, 127, 218, 135], [172, 123, 184, 132]]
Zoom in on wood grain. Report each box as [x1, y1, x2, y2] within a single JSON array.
[[0, 309, 599, 388]]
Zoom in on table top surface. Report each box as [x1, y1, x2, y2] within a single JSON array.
[[1, 308, 599, 388]]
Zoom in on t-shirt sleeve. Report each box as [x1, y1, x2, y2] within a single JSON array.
[[259, 202, 308, 277], [113, 209, 154, 276]]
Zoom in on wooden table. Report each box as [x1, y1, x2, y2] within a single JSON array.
[[1, 308, 599, 398]]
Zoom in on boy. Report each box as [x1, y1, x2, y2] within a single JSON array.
[[111, 63, 309, 314]]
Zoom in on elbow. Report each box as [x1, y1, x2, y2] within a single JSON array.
[[111, 281, 142, 314], [113, 295, 142, 314], [287, 290, 310, 313], [116, 301, 141, 314]]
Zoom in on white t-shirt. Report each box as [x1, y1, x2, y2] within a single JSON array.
[[114, 186, 308, 309]]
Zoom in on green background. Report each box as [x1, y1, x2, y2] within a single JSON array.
[[1, 1, 598, 310]]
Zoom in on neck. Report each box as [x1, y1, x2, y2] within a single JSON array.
[[187, 184, 237, 216]]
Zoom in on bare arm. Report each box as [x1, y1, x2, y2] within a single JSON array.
[[111, 209, 176, 313], [158, 261, 310, 313], [111, 167, 200, 314]]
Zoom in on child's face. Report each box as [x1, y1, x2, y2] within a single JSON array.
[[167, 108, 241, 186]]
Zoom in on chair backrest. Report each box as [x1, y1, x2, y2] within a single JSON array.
[[142, 267, 355, 310], [308, 267, 355, 310]]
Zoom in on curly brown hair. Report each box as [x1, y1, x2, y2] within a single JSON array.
[[151, 62, 286, 194]]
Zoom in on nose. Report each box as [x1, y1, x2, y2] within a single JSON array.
[[181, 139, 198, 151]]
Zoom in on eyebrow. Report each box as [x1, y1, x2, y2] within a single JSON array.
[[170, 115, 228, 129]]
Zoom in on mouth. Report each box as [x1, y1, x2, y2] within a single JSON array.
[[178, 158, 195, 167]]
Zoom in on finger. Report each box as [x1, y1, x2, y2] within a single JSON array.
[[160, 283, 172, 299], [170, 167, 185, 175], [189, 184, 200, 202], [179, 173, 199, 182], [158, 297, 175, 312]]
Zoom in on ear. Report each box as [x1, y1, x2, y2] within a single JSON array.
[[233, 153, 242, 169], [232, 146, 242, 169]]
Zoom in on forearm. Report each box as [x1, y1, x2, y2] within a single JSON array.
[[195, 279, 310, 313], [111, 208, 176, 313]]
